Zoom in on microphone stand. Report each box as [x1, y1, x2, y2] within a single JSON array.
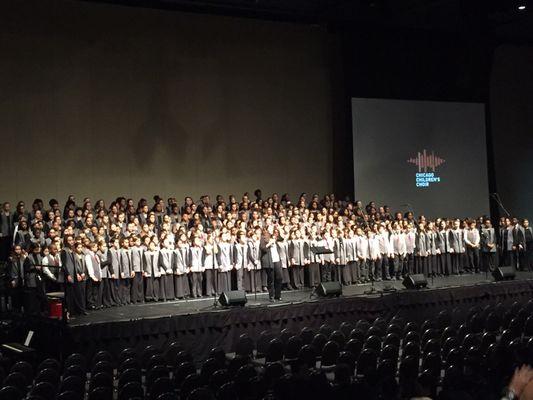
[[364, 259, 381, 295], [490, 193, 511, 217]]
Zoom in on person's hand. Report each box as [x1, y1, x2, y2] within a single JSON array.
[[111, 273, 116, 279], [67, 275, 73, 283], [11, 280, 16, 288], [131, 272, 135, 278], [121, 272, 125, 279], [509, 365, 533, 398], [76, 274, 82, 282]]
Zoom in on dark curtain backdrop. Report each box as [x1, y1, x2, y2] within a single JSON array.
[[0, 0, 334, 204], [490, 44, 533, 219]]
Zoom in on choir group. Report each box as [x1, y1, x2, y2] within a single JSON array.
[[1, 191, 532, 319]]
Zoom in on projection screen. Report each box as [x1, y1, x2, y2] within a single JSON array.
[[352, 98, 490, 218]]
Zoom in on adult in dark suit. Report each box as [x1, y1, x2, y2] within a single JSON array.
[[23, 243, 46, 315], [480, 219, 497, 272], [499, 217, 514, 267], [512, 219, 526, 270], [61, 235, 86, 317], [8, 244, 25, 312], [523, 219, 533, 271], [13, 201, 30, 228], [0, 202, 14, 263], [260, 228, 282, 301]]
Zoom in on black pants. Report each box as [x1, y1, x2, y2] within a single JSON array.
[[526, 244, 533, 271], [162, 275, 174, 301], [518, 250, 527, 271], [415, 256, 428, 275], [214, 271, 228, 294], [131, 272, 144, 303], [341, 264, 351, 285], [307, 263, 321, 287], [109, 279, 120, 305], [349, 261, 360, 283], [234, 269, 243, 291], [204, 269, 215, 296], [451, 253, 463, 274], [10, 285, 23, 312], [405, 254, 415, 275], [392, 255, 402, 278], [321, 262, 332, 282], [189, 272, 203, 298], [244, 269, 262, 293], [377, 257, 387, 280], [481, 252, 497, 272], [439, 253, 452, 275], [119, 278, 131, 304], [359, 260, 368, 280], [265, 262, 282, 300], [65, 281, 85, 316], [368, 260, 377, 280], [86, 279, 103, 309], [502, 250, 515, 267], [289, 266, 303, 289], [102, 279, 116, 307], [174, 274, 190, 299], [466, 247, 480, 272]]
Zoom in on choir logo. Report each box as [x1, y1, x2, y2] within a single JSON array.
[[407, 149, 445, 188]]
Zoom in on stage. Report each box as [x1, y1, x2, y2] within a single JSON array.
[[22, 272, 533, 362]]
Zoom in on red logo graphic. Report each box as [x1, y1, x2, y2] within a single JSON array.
[[408, 149, 445, 172]]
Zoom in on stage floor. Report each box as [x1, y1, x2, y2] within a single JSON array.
[[68, 271, 533, 327], [23, 271, 533, 362]]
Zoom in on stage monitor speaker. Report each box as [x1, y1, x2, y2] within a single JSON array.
[[218, 290, 247, 307], [492, 266, 516, 281], [316, 281, 342, 297], [402, 274, 428, 290]]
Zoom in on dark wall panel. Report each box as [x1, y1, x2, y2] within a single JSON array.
[[490, 44, 533, 218], [0, 0, 334, 203]]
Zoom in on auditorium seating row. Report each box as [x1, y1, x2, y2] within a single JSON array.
[[1, 300, 533, 400]]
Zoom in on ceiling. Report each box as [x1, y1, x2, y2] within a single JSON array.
[[82, 0, 533, 43]]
